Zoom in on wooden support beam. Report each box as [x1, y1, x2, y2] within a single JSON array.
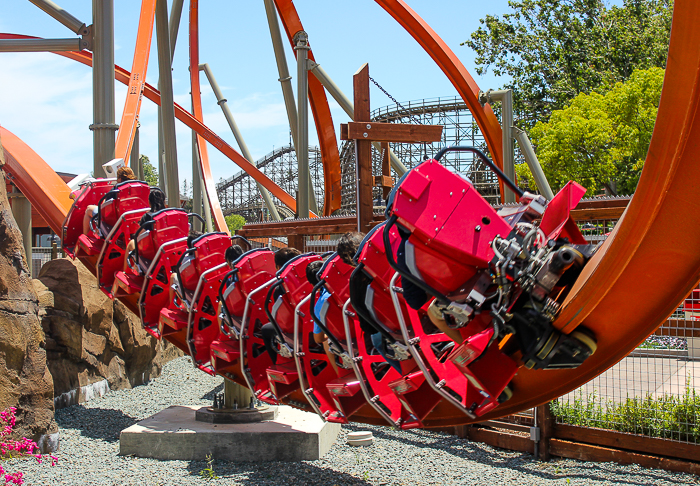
[[554, 424, 700, 463], [381, 142, 391, 199], [549, 439, 700, 475], [287, 234, 305, 252], [373, 175, 393, 188], [341, 121, 443, 143], [536, 403, 554, 461], [570, 207, 626, 221], [354, 64, 373, 233], [465, 426, 533, 454], [237, 214, 386, 238]]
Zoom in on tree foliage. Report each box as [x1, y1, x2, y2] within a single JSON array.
[[519, 67, 664, 195], [464, 0, 672, 126], [225, 214, 246, 233], [140, 155, 159, 186]]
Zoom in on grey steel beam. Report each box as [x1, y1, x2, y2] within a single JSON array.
[[191, 128, 203, 231], [513, 128, 554, 200], [168, 0, 184, 56], [294, 31, 310, 219], [480, 89, 516, 203], [28, 0, 89, 35], [264, 0, 298, 149], [91, 0, 116, 178], [263, 0, 318, 215], [11, 194, 32, 269], [155, 0, 179, 207], [131, 123, 142, 180], [156, 0, 184, 194], [0, 38, 83, 52], [199, 63, 281, 221], [308, 61, 407, 175]]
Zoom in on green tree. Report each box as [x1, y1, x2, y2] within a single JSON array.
[[225, 214, 246, 233], [464, 0, 672, 126], [141, 155, 159, 186], [522, 67, 664, 195]]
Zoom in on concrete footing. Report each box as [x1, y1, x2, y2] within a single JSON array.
[[119, 405, 341, 461]]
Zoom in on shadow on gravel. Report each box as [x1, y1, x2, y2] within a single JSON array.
[[185, 459, 373, 486], [55, 405, 138, 442], [343, 424, 691, 486], [201, 382, 224, 401]]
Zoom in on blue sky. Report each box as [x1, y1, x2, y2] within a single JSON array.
[[0, 1, 513, 184]]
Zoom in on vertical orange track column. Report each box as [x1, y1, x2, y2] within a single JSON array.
[[113, 0, 156, 164], [189, 0, 227, 232], [188, 2, 298, 230]]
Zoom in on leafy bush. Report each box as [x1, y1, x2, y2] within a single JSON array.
[[551, 384, 700, 442]]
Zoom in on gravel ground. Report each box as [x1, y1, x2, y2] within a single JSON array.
[[10, 357, 700, 486]]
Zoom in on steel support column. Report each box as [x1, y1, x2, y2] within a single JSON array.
[[223, 378, 253, 409], [192, 136, 213, 232], [155, 0, 179, 207], [263, 0, 318, 215], [91, 0, 116, 178], [514, 127, 554, 199], [157, 0, 184, 194], [131, 123, 142, 180], [199, 63, 281, 221], [294, 31, 310, 219], [11, 194, 32, 270], [481, 89, 516, 202]]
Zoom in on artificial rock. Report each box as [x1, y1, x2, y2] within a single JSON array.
[[34, 258, 182, 407]]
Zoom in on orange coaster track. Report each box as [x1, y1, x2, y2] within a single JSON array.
[[2, 0, 699, 424]]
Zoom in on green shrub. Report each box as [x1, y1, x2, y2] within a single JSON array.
[[551, 382, 700, 442]]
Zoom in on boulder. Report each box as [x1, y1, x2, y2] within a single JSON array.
[[0, 148, 58, 451], [35, 258, 182, 407]]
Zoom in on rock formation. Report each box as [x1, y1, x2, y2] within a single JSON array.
[[34, 258, 182, 407], [0, 138, 58, 452]]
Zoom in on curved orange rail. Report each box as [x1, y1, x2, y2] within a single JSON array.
[[0, 127, 71, 235], [479, 0, 700, 419], [113, 0, 156, 164], [2, 0, 699, 424], [188, 0, 227, 233], [372, 0, 505, 197]]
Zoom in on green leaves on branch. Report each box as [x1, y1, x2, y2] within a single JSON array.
[[225, 214, 246, 234], [527, 68, 664, 195], [464, 0, 672, 127], [140, 155, 159, 187]]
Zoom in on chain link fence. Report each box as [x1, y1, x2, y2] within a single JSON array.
[[549, 218, 699, 446]]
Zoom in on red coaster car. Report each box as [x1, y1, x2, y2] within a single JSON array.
[[383, 146, 598, 418], [158, 232, 233, 374], [253, 254, 324, 406], [349, 222, 443, 428], [112, 208, 194, 299], [302, 253, 374, 424], [214, 248, 276, 385]]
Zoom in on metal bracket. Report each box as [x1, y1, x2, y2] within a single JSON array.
[[80, 24, 93, 51]]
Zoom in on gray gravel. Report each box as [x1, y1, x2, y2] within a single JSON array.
[[10, 356, 700, 485]]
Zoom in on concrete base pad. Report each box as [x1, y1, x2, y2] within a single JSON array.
[[119, 405, 341, 461]]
